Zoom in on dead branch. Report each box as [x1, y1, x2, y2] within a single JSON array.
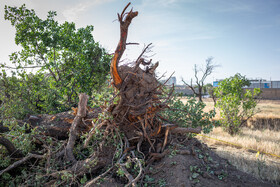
[[65, 93, 88, 163], [0, 153, 44, 176], [111, 2, 138, 88], [133, 43, 153, 71], [51, 151, 108, 179], [126, 42, 139, 45], [83, 120, 108, 148], [84, 165, 114, 187], [161, 127, 170, 152], [0, 63, 44, 69], [171, 127, 202, 134], [127, 151, 143, 187]]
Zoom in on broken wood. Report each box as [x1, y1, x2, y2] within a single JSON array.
[[65, 93, 88, 163], [110, 2, 138, 88]]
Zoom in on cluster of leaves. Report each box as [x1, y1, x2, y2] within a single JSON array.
[[214, 73, 261, 135], [0, 4, 111, 119], [162, 92, 217, 134]]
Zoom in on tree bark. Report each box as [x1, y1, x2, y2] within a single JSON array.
[[110, 2, 138, 88], [65, 93, 88, 163]]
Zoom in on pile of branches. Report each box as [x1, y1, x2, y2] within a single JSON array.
[[0, 3, 201, 186]]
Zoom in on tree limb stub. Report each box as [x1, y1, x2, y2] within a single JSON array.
[[110, 2, 138, 88]]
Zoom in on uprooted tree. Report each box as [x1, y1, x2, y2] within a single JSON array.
[[0, 3, 217, 186]]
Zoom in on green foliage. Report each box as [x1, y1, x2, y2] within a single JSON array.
[[0, 120, 39, 186], [214, 73, 261, 135], [162, 93, 217, 134], [91, 80, 116, 108], [1, 4, 111, 119], [116, 167, 125, 177]]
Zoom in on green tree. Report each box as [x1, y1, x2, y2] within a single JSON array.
[[214, 73, 261, 135], [1, 4, 111, 118]]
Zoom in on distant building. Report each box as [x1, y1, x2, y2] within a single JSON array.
[[247, 79, 280, 89], [160, 76, 177, 85], [213, 78, 280, 99], [213, 79, 280, 89]]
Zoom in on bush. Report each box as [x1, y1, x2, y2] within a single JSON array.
[[214, 73, 261, 135], [161, 93, 217, 134]]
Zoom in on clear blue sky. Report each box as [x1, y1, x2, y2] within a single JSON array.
[[1, 0, 280, 84]]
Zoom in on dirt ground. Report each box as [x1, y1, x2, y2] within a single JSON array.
[[96, 136, 277, 187]]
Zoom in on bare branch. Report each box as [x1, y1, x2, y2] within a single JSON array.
[[126, 42, 139, 45], [0, 153, 44, 176], [0, 64, 44, 69]]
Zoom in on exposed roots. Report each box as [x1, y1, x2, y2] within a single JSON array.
[[0, 3, 202, 186]]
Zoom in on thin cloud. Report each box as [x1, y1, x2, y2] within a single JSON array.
[[62, 0, 114, 22], [210, 0, 256, 13]]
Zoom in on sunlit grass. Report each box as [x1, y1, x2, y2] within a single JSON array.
[[199, 127, 280, 158]]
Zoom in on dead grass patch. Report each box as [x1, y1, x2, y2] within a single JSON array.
[[212, 146, 280, 183], [197, 127, 280, 183]]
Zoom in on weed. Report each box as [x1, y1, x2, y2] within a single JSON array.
[[158, 179, 167, 187]]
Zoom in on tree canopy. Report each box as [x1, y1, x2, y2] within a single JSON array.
[[0, 4, 111, 118]]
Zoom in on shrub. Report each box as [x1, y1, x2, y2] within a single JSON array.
[[162, 93, 217, 134], [214, 73, 261, 135]]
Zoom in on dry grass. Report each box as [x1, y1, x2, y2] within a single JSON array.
[[211, 146, 280, 183], [199, 127, 280, 158], [179, 97, 280, 183], [197, 127, 280, 183]]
